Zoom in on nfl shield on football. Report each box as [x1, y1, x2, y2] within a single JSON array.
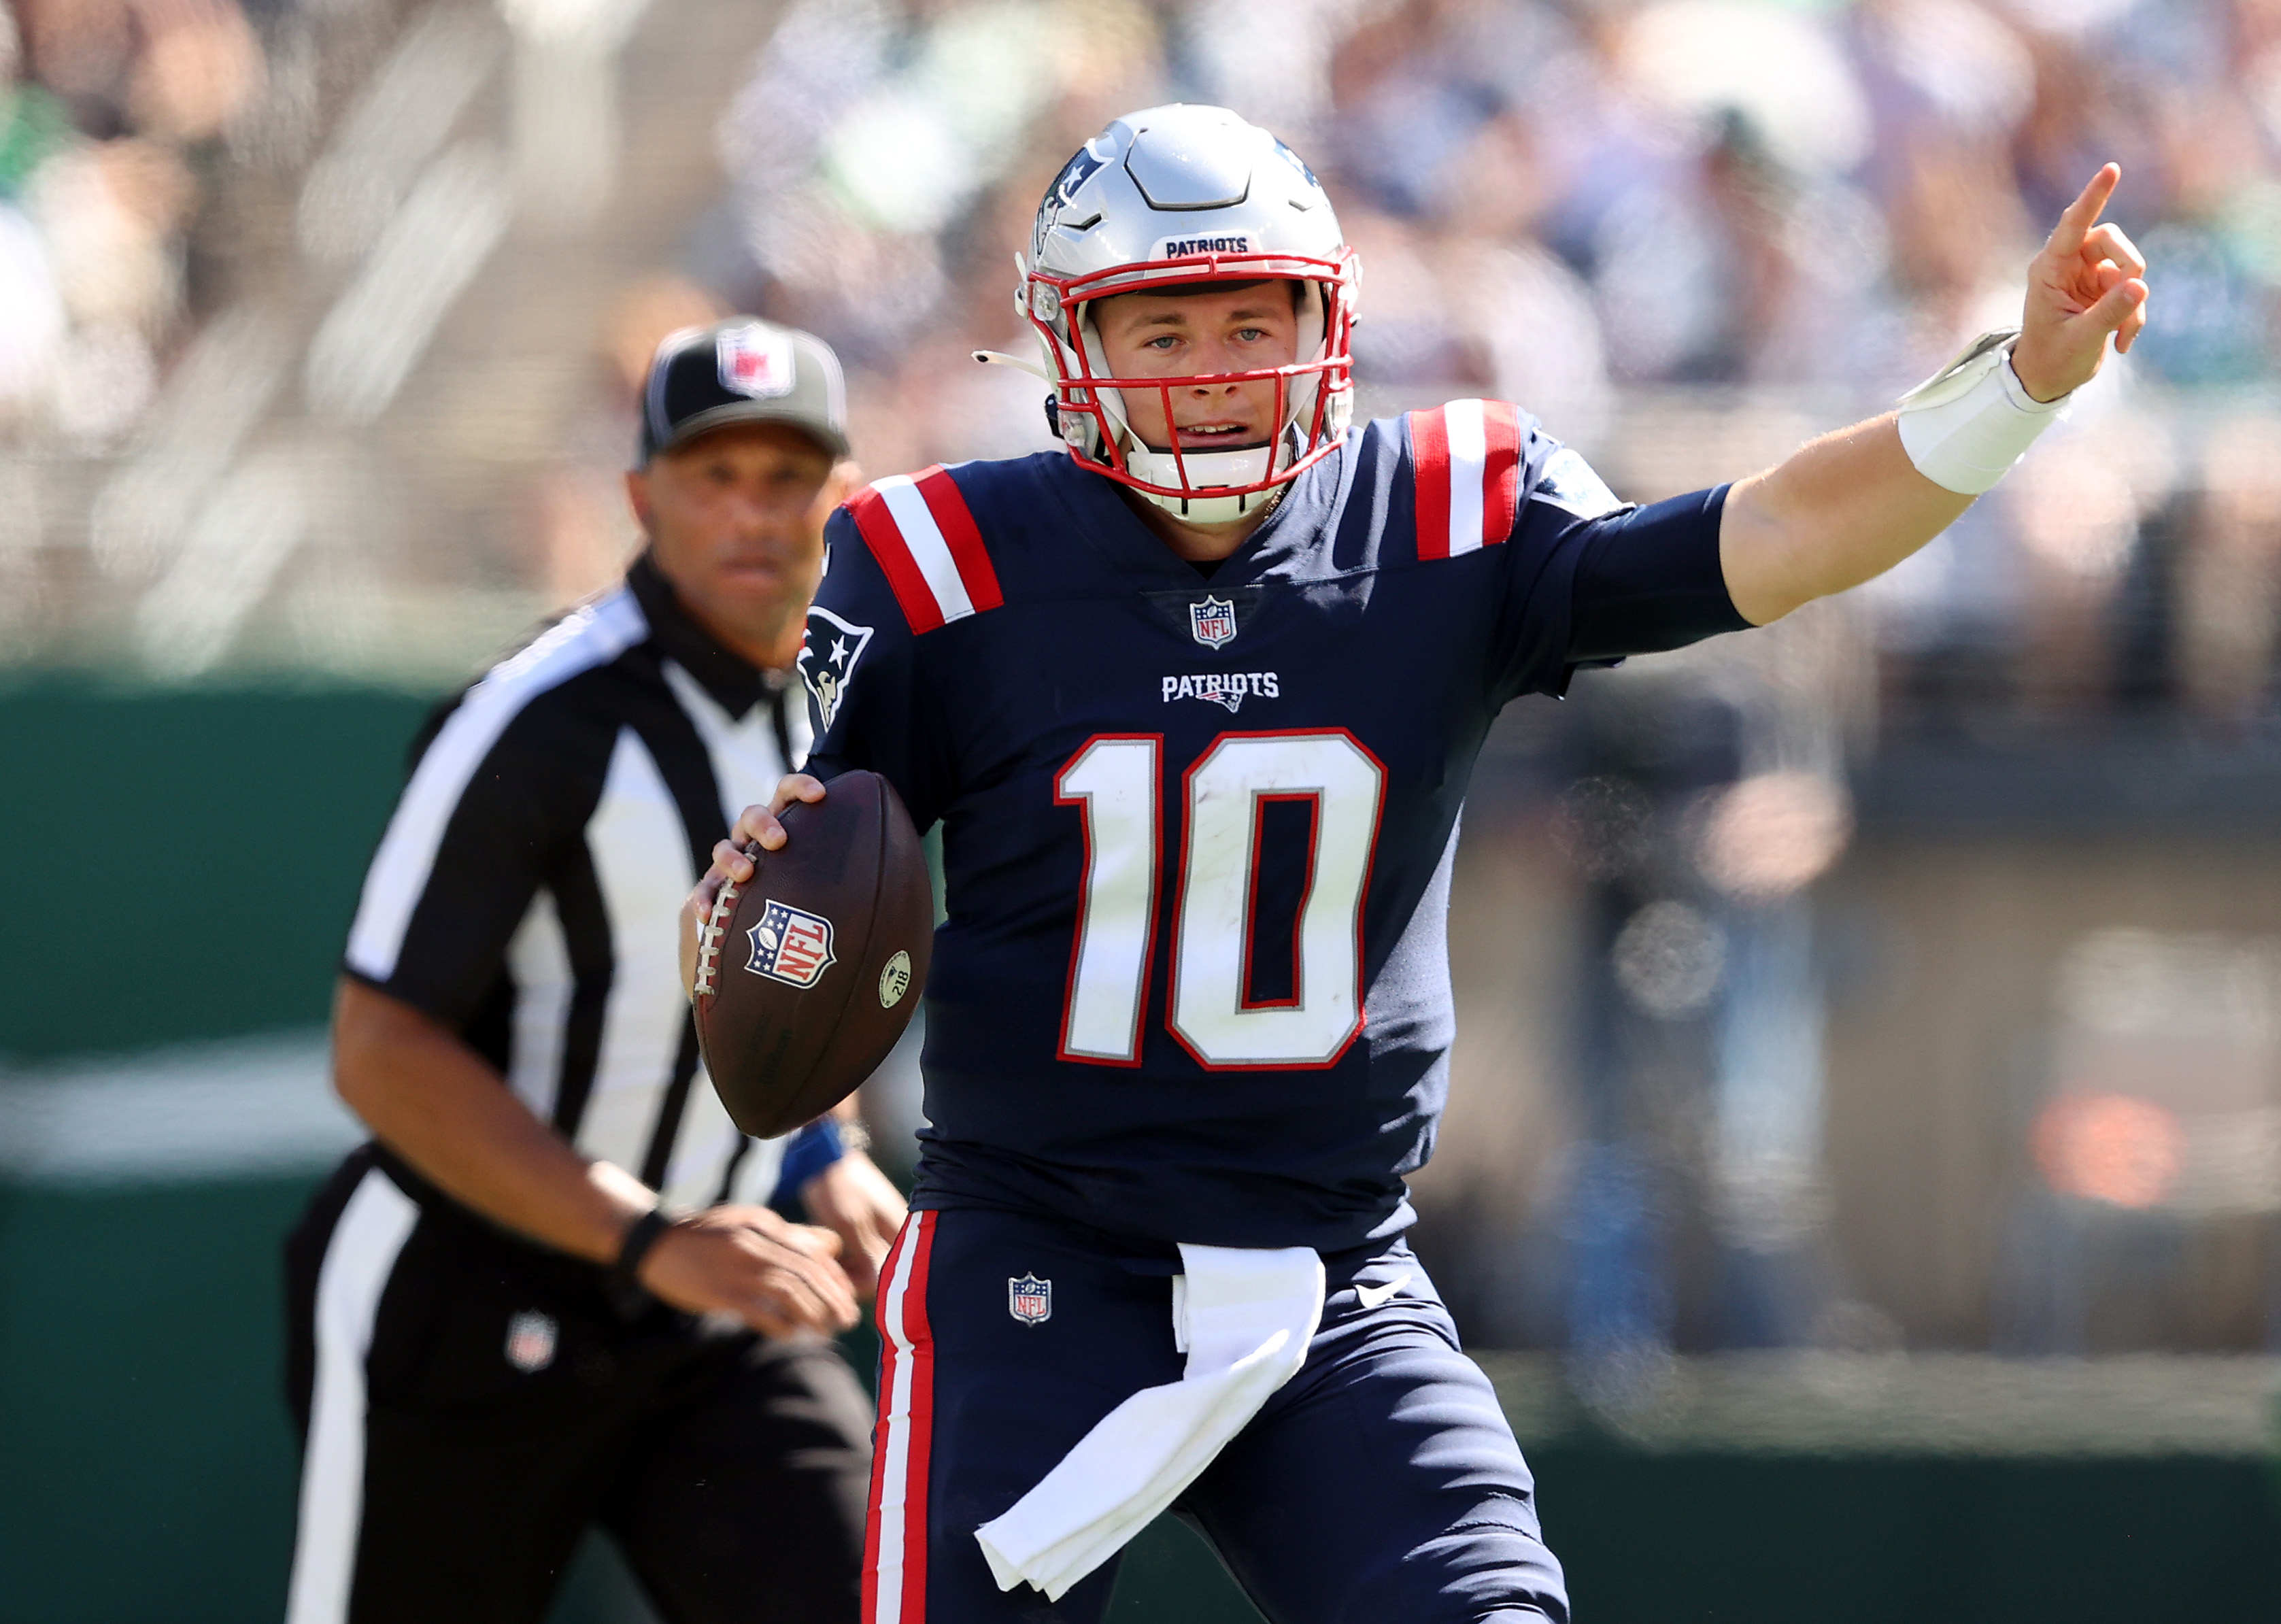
[[692, 770, 934, 1138]]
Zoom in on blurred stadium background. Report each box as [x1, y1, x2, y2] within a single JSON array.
[[3, 0, 2281, 1616]]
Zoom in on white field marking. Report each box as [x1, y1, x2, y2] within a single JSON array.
[[0, 1031, 357, 1186]]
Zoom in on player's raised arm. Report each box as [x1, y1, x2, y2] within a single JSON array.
[[1717, 164, 2150, 626]]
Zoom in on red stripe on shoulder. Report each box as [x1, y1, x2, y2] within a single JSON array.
[[913, 466, 1004, 614], [1409, 407, 1452, 562], [849, 486, 947, 635], [1481, 399, 1523, 547]]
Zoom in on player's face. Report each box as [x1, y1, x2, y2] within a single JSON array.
[[1092, 282, 1302, 453], [628, 422, 845, 665]]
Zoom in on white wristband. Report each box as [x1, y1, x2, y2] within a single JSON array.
[[1895, 328, 2069, 496]]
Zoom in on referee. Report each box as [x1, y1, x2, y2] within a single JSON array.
[[284, 318, 905, 1624]]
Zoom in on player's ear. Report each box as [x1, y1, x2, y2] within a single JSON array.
[[625, 467, 656, 535], [827, 458, 862, 509]]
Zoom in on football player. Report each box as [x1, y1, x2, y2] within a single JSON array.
[[683, 105, 2148, 1623]]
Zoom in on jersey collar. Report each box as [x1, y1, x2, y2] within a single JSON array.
[[625, 552, 771, 720], [1045, 437, 1345, 594]]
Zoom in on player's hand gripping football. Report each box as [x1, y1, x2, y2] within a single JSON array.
[[680, 772, 829, 998], [637, 1201, 860, 1338], [2010, 163, 2150, 403]]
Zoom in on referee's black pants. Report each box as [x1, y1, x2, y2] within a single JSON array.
[[282, 1147, 872, 1624]]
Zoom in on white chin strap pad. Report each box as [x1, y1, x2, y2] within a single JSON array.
[[1895, 329, 2069, 496], [1123, 443, 1280, 524]]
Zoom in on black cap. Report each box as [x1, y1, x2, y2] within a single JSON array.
[[638, 317, 851, 465]]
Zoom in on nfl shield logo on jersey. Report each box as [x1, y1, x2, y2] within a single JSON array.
[[717, 321, 796, 399], [745, 900, 838, 988], [1008, 1273, 1052, 1325], [1189, 596, 1238, 649], [504, 1310, 556, 1374]]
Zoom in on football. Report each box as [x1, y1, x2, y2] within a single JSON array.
[[692, 770, 934, 1139]]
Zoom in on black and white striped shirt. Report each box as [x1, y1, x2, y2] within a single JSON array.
[[343, 554, 827, 1211]]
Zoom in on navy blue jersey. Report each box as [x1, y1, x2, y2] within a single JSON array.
[[801, 401, 1745, 1252]]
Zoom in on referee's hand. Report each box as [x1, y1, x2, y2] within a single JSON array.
[[637, 1204, 860, 1338]]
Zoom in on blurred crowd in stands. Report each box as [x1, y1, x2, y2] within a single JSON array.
[[0, 0, 276, 447], [12, 0, 2281, 724], [677, 0, 2281, 732]]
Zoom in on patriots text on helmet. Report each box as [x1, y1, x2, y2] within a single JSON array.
[[1153, 233, 1261, 260]]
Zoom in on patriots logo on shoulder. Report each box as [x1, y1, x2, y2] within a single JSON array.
[[799, 606, 873, 733], [1009, 1273, 1052, 1325], [1189, 595, 1238, 649], [745, 900, 838, 989], [717, 322, 796, 399], [1532, 446, 1625, 520]]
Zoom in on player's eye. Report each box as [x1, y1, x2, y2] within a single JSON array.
[[1145, 334, 1179, 350], [1234, 327, 1266, 342]]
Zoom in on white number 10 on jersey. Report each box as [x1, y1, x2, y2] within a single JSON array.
[[1055, 730, 1385, 1069]]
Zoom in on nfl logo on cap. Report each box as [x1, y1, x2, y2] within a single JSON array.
[[639, 316, 851, 464], [717, 321, 796, 399], [1008, 1273, 1052, 1325]]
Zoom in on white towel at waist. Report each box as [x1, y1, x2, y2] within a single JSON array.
[[973, 1242, 1325, 1602]]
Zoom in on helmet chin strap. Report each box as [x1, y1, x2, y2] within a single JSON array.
[[1119, 428, 1302, 524]]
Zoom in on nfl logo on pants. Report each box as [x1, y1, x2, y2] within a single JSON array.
[[1008, 1273, 1052, 1325]]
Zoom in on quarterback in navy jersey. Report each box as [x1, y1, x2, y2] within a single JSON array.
[[687, 106, 2149, 1624], [802, 401, 1737, 1257]]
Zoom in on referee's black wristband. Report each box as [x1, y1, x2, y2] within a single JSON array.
[[606, 1206, 676, 1318]]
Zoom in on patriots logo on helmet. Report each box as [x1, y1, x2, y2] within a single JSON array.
[[1272, 137, 1321, 190], [745, 901, 838, 988], [1189, 596, 1238, 649], [1034, 141, 1109, 258]]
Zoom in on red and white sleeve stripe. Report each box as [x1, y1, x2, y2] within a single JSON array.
[[849, 468, 1004, 634], [1409, 399, 1525, 560], [864, 1210, 936, 1624]]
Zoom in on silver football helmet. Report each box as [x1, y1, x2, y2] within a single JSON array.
[[981, 105, 1359, 524]]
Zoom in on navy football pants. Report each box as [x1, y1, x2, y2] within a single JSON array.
[[864, 1208, 1568, 1624]]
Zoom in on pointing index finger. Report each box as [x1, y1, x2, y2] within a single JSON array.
[[2048, 163, 2121, 256]]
